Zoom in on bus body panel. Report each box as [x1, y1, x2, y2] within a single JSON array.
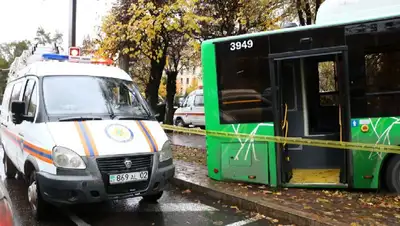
[[201, 41, 276, 186], [351, 117, 400, 189], [202, 10, 400, 191]]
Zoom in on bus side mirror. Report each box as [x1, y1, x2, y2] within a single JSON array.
[[11, 101, 25, 124]]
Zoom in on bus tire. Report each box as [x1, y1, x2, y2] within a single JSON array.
[[3, 153, 17, 179], [385, 155, 400, 193]]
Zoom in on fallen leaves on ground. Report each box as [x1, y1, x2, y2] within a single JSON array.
[[235, 183, 400, 225], [172, 145, 206, 166], [173, 145, 400, 225]]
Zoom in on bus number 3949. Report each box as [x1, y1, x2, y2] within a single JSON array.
[[230, 40, 254, 51]]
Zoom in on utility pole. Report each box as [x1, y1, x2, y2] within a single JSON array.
[[69, 0, 77, 47]]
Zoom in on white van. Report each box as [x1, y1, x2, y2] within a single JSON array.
[[173, 88, 205, 128], [0, 57, 175, 220]]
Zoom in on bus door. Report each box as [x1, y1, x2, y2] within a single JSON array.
[[269, 46, 352, 185]]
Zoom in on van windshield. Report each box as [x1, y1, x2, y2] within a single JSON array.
[[42, 75, 152, 118]]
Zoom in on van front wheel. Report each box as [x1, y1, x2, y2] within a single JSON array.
[[3, 153, 17, 179], [142, 191, 163, 203], [28, 171, 50, 220]]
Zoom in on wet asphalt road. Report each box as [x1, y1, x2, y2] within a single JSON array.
[[0, 149, 287, 226], [167, 132, 205, 149]]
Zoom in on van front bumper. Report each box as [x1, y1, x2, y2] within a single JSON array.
[[36, 158, 175, 205]]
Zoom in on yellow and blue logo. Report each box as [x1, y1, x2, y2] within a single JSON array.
[[105, 124, 134, 143]]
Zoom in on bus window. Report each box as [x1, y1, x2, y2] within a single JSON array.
[[319, 61, 339, 106], [216, 39, 272, 124], [348, 28, 400, 118]]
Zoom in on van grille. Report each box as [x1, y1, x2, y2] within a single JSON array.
[[96, 154, 153, 194], [96, 154, 153, 173]]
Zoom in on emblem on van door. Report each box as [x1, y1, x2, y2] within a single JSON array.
[[124, 159, 132, 169], [105, 124, 134, 143]]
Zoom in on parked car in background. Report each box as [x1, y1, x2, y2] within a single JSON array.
[[173, 88, 205, 128]]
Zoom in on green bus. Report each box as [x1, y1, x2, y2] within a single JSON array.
[[201, 0, 400, 192]]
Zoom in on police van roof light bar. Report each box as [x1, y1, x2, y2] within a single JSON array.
[[41, 53, 114, 66], [42, 54, 69, 61]]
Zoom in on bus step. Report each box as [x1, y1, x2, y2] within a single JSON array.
[[290, 168, 341, 184]]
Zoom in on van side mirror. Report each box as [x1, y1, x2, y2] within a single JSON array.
[[11, 101, 25, 124], [11, 101, 25, 115]]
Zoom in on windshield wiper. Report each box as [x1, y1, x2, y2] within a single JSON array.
[[58, 116, 103, 122], [113, 115, 151, 120]]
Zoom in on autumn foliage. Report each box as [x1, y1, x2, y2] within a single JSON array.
[[95, 0, 325, 124]]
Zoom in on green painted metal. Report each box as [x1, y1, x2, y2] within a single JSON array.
[[201, 45, 395, 190], [350, 117, 400, 189], [201, 42, 277, 186], [201, 18, 400, 190]]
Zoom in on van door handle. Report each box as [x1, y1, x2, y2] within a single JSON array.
[[18, 133, 24, 137], [1, 123, 7, 128]]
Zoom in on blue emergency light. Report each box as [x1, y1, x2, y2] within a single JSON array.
[[40, 53, 114, 65], [42, 53, 69, 61]]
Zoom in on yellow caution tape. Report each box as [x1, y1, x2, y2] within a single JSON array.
[[161, 124, 400, 154]]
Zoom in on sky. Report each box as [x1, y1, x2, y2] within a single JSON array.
[[0, 0, 116, 51]]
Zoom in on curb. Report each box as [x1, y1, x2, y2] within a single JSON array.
[[170, 177, 346, 226]]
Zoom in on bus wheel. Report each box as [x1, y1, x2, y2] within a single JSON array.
[[385, 155, 400, 193]]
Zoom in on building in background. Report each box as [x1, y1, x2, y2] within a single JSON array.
[[176, 66, 202, 96]]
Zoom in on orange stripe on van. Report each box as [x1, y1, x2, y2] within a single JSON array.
[[74, 121, 91, 157], [81, 122, 99, 156], [136, 121, 157, 152], [2, 128, 53, 164], [140, 121, 158, 151]]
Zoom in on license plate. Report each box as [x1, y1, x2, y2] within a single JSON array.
[[109, 171, 148, 184]]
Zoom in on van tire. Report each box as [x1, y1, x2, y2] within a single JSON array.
[[385, 155, 400, 193], [142, 191, 163, 202], [28, 171, 50, 220], [3, 153, 17, 179], [175, 118, 185, 127]]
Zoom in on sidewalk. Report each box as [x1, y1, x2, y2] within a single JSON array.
[[171, 145, 400, 226]]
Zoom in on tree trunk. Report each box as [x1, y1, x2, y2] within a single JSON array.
[[165, 70, 178, 125], [119, 54, 130, 73], [145, 56, 166, 113], [304, 0, 313, 25], [296, 0, 306, 26]]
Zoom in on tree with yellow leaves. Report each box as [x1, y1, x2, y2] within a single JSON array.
[[98, 0, 206, 114], [194, 0, 283, 39], [158, 76, 167, 98]]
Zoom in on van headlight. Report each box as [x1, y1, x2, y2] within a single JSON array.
[[159, 141, 173, 162], [52, 146, 86, 169]]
